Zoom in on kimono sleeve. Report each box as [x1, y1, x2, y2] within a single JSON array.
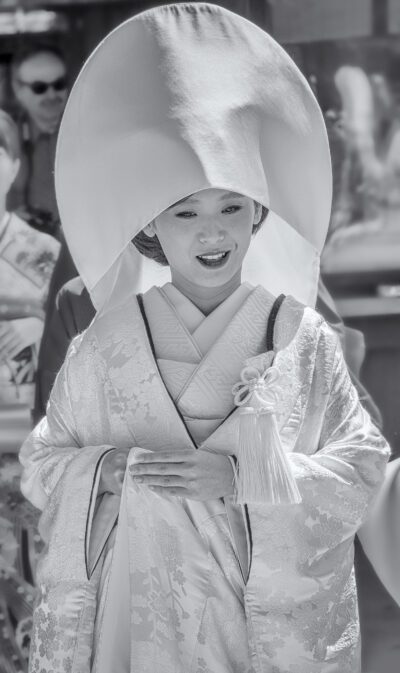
[[289, 337, 390, 534], [19, 335, 114, 512], [358, 457, 400, 605]]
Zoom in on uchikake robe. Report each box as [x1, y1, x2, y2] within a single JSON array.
[[19, 283, 389, 673]]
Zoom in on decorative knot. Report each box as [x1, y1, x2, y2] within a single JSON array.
[[232, 363, 280, 410]]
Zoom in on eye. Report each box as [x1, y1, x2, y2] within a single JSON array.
[[222, 205, 242, 214], [175, 210, 197, 219]]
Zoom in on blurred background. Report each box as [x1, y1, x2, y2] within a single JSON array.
[[1, 1, 400, 672]]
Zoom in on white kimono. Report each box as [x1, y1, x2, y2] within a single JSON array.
[[19, 284, 389, 673]]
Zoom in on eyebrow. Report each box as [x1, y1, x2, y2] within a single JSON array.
[[220, 191, 245, 200], [166, 191, 245, 209]]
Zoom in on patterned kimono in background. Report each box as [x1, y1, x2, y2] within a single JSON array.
[[0, 214, 58, 673], [19, 284, 389, 673], [0, 212, 60, 405], [0, 454, 44, 673]]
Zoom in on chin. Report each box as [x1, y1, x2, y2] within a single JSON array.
[[197, 269, 237, 288]]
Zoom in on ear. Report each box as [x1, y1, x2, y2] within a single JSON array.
[[143, 220, 156, 237], [253, 203, 263, 225], [11, 158, 20, 183]]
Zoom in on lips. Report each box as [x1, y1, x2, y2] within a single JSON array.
[[196, 251, 230, 267]]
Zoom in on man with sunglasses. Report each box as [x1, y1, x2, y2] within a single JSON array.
[[9, 44, 69, 237]]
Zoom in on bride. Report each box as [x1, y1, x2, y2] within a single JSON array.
[[19, 4, 389, 672]]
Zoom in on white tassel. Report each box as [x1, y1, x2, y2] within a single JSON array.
[[232, 361, 301, 506]]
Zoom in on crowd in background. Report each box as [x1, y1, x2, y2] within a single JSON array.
[[0, 44, 68, 420]]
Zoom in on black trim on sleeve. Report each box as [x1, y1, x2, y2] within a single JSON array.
[[84, 447, 116, 580], [266, 293, 285, 352]]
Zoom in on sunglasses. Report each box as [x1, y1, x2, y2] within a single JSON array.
[[18, 77, 68, 95]]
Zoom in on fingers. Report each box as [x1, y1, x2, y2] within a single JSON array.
[[129, 449, 194, 482], [128, 449, 193, 497], [131, 474, 187, 488], [132, 448, 193, 464], [147, 486, 188, 498], [130, 461, 191, 477]]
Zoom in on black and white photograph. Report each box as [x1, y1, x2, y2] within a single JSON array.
[[0, 2, 400, 672]]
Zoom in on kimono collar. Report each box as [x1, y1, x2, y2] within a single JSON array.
[[160, 282, 252, 332], [55, 3, 332, 313]]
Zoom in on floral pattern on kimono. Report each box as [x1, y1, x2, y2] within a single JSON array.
[[0, 213, 59, 402], [19, 284, 389, 673]]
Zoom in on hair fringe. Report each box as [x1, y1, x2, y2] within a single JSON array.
[[132, 204, 269, 266]]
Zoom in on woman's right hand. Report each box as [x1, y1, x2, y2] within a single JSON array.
[[98, 449, 129, 496]]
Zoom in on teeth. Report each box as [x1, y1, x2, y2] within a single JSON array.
[[198, 252, 227, 260]]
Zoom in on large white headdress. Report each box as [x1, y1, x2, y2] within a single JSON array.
[[56, 3, 332, 311]]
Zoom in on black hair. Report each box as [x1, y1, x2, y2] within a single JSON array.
[[132, 203, 269, 267], [0, 109, 20, 159], [12, 42, 66, 75]]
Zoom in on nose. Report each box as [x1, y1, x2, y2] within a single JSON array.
[[198, 222, 225, 245], [44, 88, 60, 102]]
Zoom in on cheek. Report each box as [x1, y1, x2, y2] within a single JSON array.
[[26, 97, 41, 112], [231, 218, 253, 247], [156, 222, 193, 258]]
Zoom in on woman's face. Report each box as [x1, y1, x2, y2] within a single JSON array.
[[146, 188, 261, 288]]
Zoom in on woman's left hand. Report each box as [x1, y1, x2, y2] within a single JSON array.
[[129, 448, 235, 501]]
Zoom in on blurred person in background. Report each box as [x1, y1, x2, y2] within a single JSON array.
[[8, 44, 78, 418], [328, 64, 400, 236], [0, 109, 59, 673], [370, 69, 400, 221], [32, 230, 79, 421], [8, 44, 69, 238], [0, 109, 59, 413]]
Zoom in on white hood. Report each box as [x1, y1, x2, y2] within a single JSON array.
[[55, 2, 332, 311]]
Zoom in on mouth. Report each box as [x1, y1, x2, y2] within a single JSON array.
[[196, 251, 231, 268], [41, 102, 61, 108]]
